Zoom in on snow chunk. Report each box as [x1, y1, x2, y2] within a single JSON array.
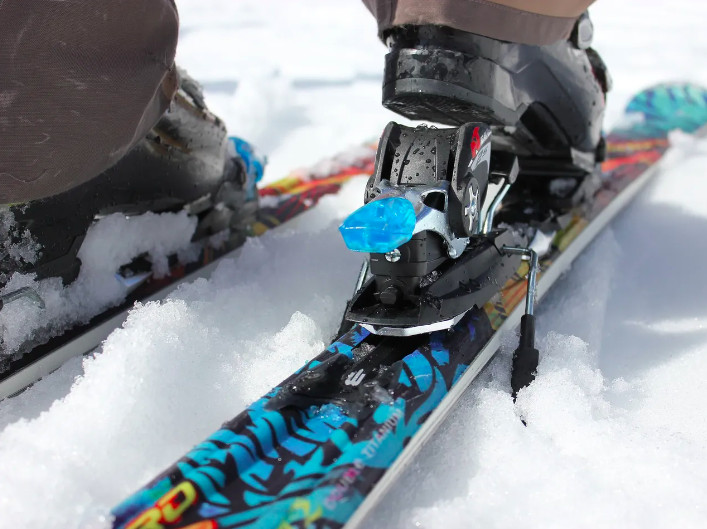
[[549, 177, 577, 198], [0, 211, 197, 355], [0, 209, 40, 284], [407, 330, 707, 529], [529, 228, 555, 258]]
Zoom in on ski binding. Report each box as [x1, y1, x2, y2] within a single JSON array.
[[339, 122, 524, 337]]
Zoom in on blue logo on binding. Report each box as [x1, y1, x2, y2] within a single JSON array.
[[339, 197, 416, 253]]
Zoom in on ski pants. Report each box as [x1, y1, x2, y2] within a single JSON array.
[[0, 0, 595, 205], [362, 0, 597, 45]]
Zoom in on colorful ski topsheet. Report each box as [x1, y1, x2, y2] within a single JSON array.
[[111, 84, 707, 529], [253, 145, 376, 234]]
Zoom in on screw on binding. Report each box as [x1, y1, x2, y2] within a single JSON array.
[[502, 246, 540, 400]]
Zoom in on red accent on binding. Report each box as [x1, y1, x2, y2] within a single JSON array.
[[470, 127, 481, 158]]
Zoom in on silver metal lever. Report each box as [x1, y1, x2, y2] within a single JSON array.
[[482, 155, 519, 234], [482, 183, 511, 234], [502, 246, 539, 315], [353, 260, 370, 295], [0, 287, 46, 311], [503, 245, 541, 401]]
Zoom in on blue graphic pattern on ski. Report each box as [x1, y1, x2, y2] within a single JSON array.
[[112, 83, 707, 529]]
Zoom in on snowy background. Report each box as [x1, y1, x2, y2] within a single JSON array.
[[2, 1, 707, 528]]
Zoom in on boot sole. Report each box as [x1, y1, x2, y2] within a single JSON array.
[[382, 47, 522, 127]]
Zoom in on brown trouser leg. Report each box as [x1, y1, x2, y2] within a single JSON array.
[[362, 0, 597, 45], [0, 0, 179, 204]]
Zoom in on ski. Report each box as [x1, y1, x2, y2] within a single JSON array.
[[0, 143, 376, 401], [111, 83, 707, 529]]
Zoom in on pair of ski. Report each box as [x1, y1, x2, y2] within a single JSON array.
[[102, 83, 706, 529]]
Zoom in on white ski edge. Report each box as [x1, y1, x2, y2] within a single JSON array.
[[0, 247, 243, 401], [343, 147, 677, 529]]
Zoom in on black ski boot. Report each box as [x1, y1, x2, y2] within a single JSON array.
[[382, 13, 611, 225], [0, 69, 259, 288]]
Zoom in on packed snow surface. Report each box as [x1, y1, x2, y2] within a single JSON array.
[[1, 1, 707, 528]]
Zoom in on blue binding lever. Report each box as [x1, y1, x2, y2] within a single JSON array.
[[339, 197, 416, 253]]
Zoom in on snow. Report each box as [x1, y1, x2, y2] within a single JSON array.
[[2, 1, 707, 528], [0, 211, 39, 284], [0, 212, 198, 354]]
